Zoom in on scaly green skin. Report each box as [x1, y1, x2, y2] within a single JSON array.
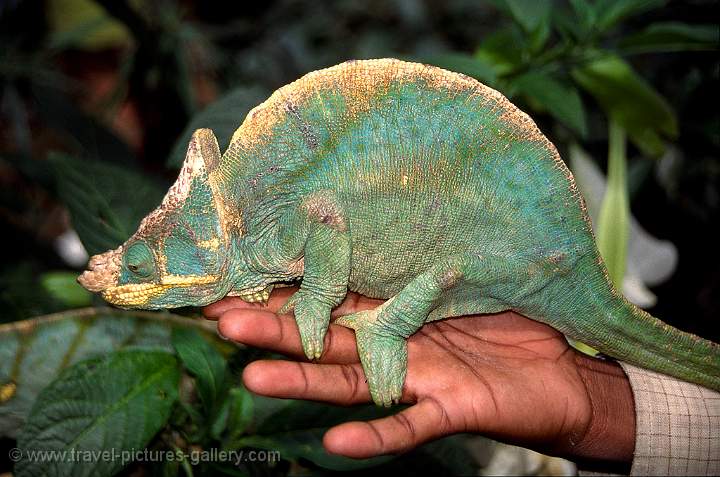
[[79, 59, 720, 406]]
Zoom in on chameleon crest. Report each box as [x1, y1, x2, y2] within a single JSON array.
[[81, 59, 720, 405]]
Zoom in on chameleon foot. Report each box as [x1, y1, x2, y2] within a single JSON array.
[[280, 291, 331, 360], [336, 308, 407, 407]]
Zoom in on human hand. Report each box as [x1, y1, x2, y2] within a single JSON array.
[[204, 288, 635, 469]]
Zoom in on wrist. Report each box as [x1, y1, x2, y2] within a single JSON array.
[[569, 353, 636, 472]]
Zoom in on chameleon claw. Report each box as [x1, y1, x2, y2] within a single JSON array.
[[237, 285, 273, 304], [278, 293, 300, 315], [302, 338, 322, 361]]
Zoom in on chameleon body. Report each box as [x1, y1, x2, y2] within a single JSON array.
[[79, 59, 720, 406]]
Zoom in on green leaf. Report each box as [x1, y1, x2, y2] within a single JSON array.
[[596, 121, 630, 288], [231, 398, 399, 470], [15, 350, 180, 477], [620, 22, 719, 54], [527, 17, 551, 52], [513, 72, 587, 137], [419, 53, 498, 85], [238, 420, 479, 473], [0, 308, 229, 439], [49, 152, 165, 255], [594, 0, 667, 32], [552, 6, 585, 41], [489, 0, 550, 51], [223, 386, 253, 441], [232, 396, 478, 473], [474, 28, 525, 76], [167, 86, 270, 168], [238, 430, 392, 471], [491, 0, 550, 36], [0, 264, 65, 321], [569, 0, 597, 33], [39, 271, 92, 308], [506, 0, 551, 51], [411, 435, 479, 476], [210, 392, 232, 440], [254, 398, 398, 435], [172, 327, 227, 413], [46, 0, 131, 51], [572, 53, 677, 156]]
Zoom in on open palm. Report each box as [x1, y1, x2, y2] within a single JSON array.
[[204, 287, 633, 464]]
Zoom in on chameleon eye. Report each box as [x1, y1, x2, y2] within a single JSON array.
[[124, 241, 155, 279]]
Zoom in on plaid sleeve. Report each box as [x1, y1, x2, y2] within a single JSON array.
[[619, 362, 720, 476]]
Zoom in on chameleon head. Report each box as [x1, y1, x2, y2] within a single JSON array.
[[78, 128, 238, 309]]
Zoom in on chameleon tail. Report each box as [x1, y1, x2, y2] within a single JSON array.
[[561, 285, 720, 392]]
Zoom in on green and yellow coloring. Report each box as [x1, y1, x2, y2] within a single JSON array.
[[79, 59, 720, 405]]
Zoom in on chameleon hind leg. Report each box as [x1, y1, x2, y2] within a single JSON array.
[[276, 191, 351, 360], [336, 253, 538, 406]]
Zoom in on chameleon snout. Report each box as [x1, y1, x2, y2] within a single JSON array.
[[78, 246, 123, 292]]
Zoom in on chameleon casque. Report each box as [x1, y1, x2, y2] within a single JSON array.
[[79, 58, 720, 406]]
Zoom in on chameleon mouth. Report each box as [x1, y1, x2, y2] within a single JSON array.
[[101, 274, 220, 306]]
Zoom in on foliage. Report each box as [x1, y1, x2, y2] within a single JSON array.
[[425, 0, 714, 155], [17, 350, 180, 477], [0, 310, 477, 476], [0, 308, 231, 440], [0, 0, 718, 476]]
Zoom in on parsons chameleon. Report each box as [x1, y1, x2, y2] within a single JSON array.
[[79, 59, 720, 406]]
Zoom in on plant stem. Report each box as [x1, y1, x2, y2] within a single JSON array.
[[597, 120, 630, 289]]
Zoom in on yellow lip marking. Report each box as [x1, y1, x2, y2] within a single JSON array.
[[102, 274, 219, 306]]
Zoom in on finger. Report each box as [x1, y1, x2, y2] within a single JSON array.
[[242, 360, 370, 405], [204, 288, 383, 320], [217, 309, 359, 363], [330, 292, 385, 318], [203, 297, 260, 320], [203, 287, 299, 319], [323, 398, 451, 458]]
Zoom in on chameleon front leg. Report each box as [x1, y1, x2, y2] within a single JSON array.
[[276, 191, 351, 360], [335, 253, 535, 406]]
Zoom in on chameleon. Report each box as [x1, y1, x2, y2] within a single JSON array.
[[78, 58, 720, 406]]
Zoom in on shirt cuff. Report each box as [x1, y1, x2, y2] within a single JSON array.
[[619, 362, 720, 476]]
